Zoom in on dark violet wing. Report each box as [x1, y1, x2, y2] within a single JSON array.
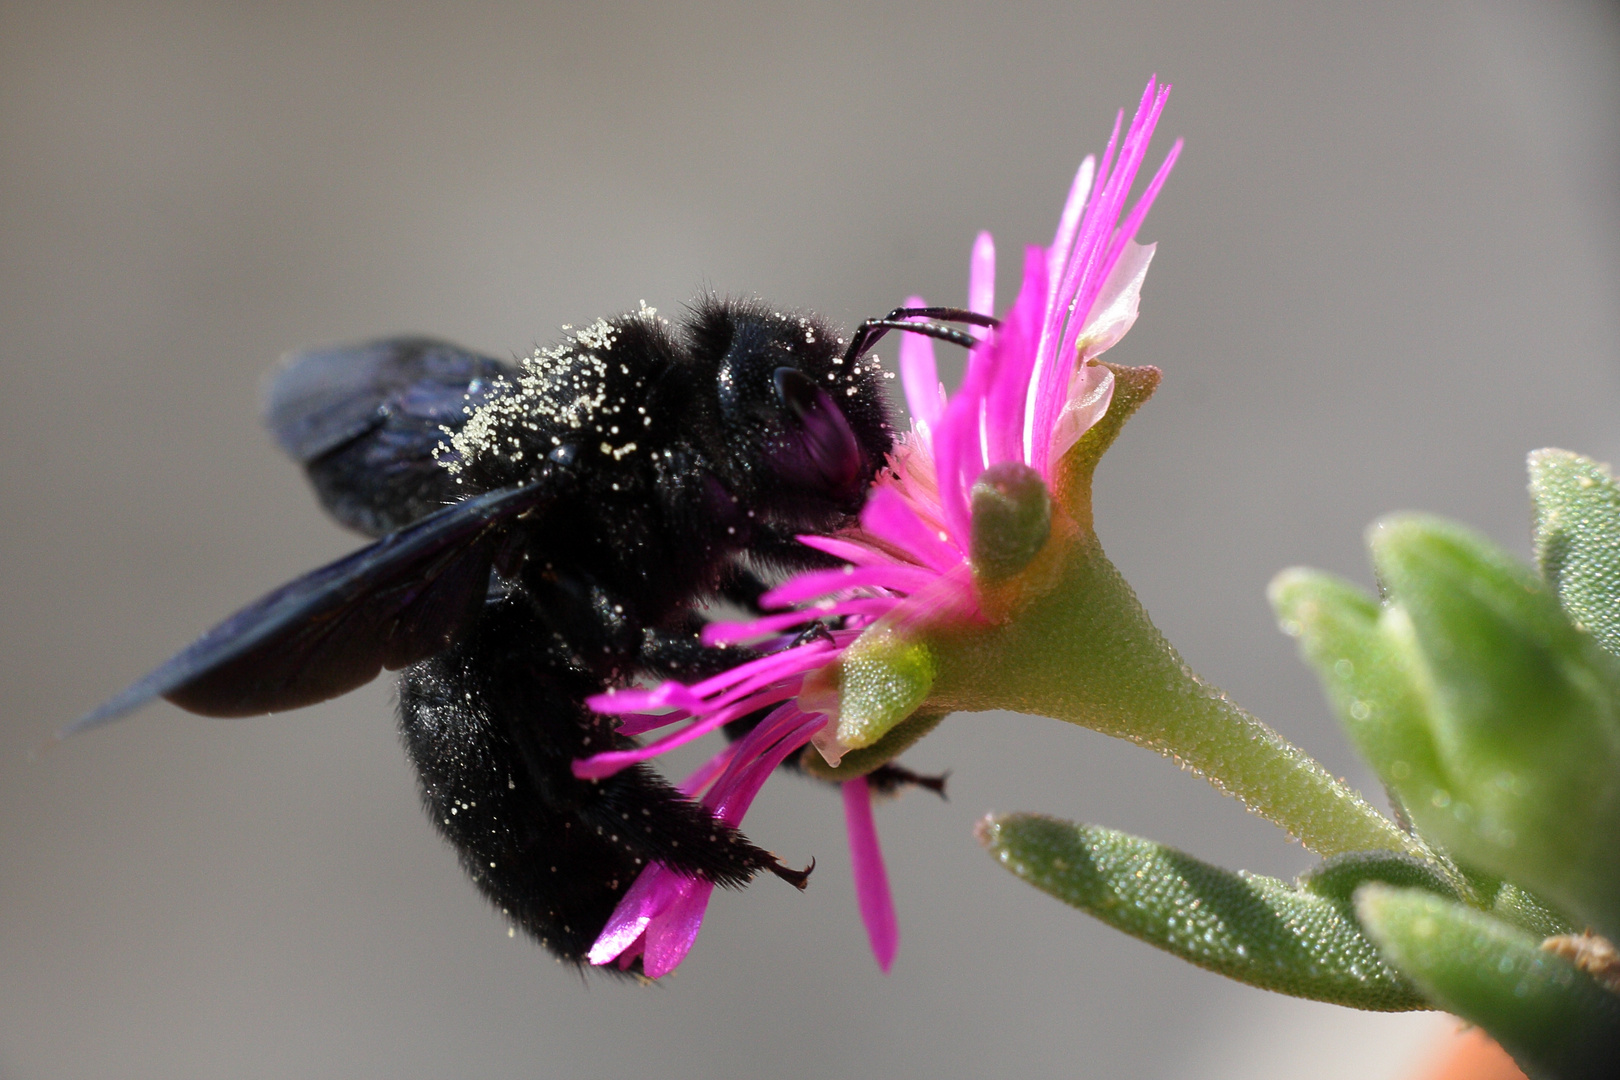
[[264, 337, 516, 537], [68, 482, 553, 735]]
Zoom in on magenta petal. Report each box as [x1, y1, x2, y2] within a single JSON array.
[[611, 708, 694, 736], [1100, 136, 1182, 290], [678, 741, 741, 797], [898, 295, 944, 430], [641, 876, 715, 978], [705, 708, 826, 825], [859, 486, 962, 573], [699, 611, 817, 644], [794, 533, 899, 567], [761, 564, 939, 607], [842, 776, 898, 973], [984, 246, 1048, 465], [587, 682, 703, 715], [573, 684, 799, 778], [588, 864, 681, 966]]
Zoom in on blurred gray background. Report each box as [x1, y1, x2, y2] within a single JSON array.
[[3, 2, 1616, 1078]]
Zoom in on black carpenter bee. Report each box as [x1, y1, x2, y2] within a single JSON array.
[[74, 296, 991, 970]]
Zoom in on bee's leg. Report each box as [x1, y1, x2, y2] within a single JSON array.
[[717, 563, 772, 614], [863, 762, 950, 799], [398, 596, 799, 969], [399, 614, 636, 968], [636, 619, 761, 680], [737, 523, 851, 577]]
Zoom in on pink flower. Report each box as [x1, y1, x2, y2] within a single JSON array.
[[580, 77, 1181, 978]]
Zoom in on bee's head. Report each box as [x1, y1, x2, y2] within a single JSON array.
[[685, 299, 893, 524]]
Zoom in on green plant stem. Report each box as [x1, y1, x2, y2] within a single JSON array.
[[925, 528, 1421, 859]]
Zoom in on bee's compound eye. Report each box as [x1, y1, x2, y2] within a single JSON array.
[[548, 443, 579, 467], [771, 366, 861, 490], [772, 366, 820, 420]]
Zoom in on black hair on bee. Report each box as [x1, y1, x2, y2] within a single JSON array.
[[73, 297, 991, 972]]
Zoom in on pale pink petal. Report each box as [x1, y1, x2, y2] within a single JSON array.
[[1055, 82, 1171, 375], [1047, 155, 1096, 292], [1077, 240, 1155, 360], [1049, 362, 1116, 464], [699, 599, 895, 646], [661, 636, 833, 703], [587, 682, 704, 715], [968, 232, 996, 329], [842, 776, 898, 973], [703, 599, 887, 641], [1034, 81, 1173, 476], [699, 612, 819, 643], [1026, 110, 1123, 468]]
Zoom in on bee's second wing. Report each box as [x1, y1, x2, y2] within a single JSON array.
[[69, 482, 553, 735], [264, 337, 516, 537]]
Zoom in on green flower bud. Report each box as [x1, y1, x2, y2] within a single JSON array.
[[970, 461, 1052, 582]]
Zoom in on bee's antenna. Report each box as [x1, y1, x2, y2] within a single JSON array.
[[844, 306, 1000, 365]]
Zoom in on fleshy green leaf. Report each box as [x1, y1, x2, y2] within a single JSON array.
[[1531, 450, 1620, 660], [1491, 881, 1577, 940], [978, 814, 1426, 1010], [1368, 515, 1620, 938], [1269, 568, 1447, 817], [1357, 885, 1620, 1080], [1298, 850, 1463, 904]]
